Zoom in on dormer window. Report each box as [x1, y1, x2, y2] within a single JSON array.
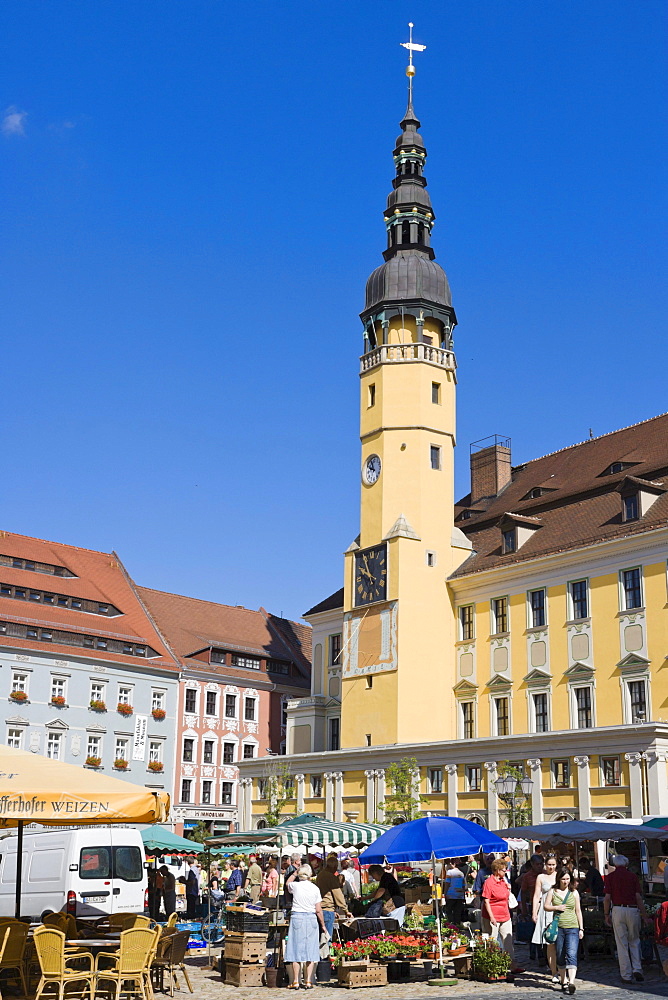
[[623, 494, 639, 522], [502, 529, 516, 554], [602, 461, 636, 476]]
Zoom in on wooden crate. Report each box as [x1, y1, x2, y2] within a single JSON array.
[[224, 961, 265, 988], [339, 956, 369, 970], [337, 965, 388, 989], [223, 932, 266, 964], [404, 886, 431, 904]]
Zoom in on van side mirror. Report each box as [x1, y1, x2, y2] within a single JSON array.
[[69, 864, 79, 872], [144, 862, 150, 869]]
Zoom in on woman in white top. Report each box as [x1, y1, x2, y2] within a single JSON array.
[[285, 865, 327, 989], [532, 854, 558, 981]]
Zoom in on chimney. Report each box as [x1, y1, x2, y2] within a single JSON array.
[[470, 435, 512, 504]]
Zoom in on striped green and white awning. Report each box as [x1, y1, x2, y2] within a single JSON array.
[[206, 819, 388, 851]]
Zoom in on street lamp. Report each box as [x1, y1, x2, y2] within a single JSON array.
[[494, 773, 534, 828]]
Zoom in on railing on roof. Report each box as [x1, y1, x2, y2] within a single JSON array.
[[361, 343, 455, 372]]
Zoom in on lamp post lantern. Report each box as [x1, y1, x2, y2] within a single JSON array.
[[494, 772, 534, 828]]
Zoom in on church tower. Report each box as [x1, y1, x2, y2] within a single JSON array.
[[341, 36, 472, 748]]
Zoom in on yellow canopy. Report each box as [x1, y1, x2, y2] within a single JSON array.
[[0, 743, 170, 827]]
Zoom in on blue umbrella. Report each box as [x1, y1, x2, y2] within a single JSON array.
[[359, 816, 507, 864]]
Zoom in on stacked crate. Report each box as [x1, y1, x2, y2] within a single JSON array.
[[223, 906, 270, 988]]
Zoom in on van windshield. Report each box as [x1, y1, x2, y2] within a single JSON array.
[[80, 846, 143, 882]]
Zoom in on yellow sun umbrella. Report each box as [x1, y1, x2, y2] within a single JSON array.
[[0, 743, 170, 916]]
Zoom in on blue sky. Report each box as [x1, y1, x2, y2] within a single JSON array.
[[1, 1, 666, 622]]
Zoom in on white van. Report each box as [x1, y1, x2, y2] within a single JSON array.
[[0, 826, 148, 921]]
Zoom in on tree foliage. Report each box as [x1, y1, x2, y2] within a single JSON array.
[[380, 757, 426, 824], [263, 759, 295, 827]]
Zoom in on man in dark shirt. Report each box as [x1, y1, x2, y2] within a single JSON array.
[[604, 855, 652, 984], [225, 859, 245, 899], [580, 857, 605, 897], [366, 865, 403, 917]]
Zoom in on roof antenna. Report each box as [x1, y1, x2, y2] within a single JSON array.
[[589, 428, 593, 439]]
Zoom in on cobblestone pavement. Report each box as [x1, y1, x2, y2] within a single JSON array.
[[183, 941, 668, 1000]]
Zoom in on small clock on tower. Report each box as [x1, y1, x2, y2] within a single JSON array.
[[354, 544, 388, 606]]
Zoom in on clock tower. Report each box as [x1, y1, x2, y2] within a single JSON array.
[[341, 44, 472, 748]]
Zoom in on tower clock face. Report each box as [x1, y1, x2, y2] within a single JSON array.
[[363, 454, 382, 485], [354, 544, 388, 606]]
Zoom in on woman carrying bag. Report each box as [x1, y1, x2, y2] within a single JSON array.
[[544, 868, 584, 994], [532, 854, 558, 982]]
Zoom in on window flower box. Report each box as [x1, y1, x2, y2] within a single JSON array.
[[85, 756, 102, 768], [51, 695, 67, 707], [90, 699, 107, 712], [147, 760, 163, 773], [151, 708, 166, 721], [117, 703, 133, 716], [114, 758, 128, 770], [9, 691, 28, 703]]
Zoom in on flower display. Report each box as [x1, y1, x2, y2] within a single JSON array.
[[114, 758, 128, 770], [151, 708, 166, 721], [89, 699, 106, 712], [85, 755, 102, 768], [9, 690, 27, 702], [148, 760, 163, 772], [51, 695, 66, 707], [117, 702, 133, 716]]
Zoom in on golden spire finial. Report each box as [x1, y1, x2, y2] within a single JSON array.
[[400, 22, 426, 104]]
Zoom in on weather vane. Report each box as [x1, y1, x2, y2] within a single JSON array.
[[400, 22, 426, 103]]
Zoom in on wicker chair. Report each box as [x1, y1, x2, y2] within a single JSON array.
[[0, 920, 30, 995], [43, 915, 68, 931], [95, 927, 160, 1000], [151, 931, 192, 997], [33, 927, 94, 1000], [164, 913, 178, 930]]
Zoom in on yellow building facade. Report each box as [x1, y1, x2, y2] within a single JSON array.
[[236, 72, 668, 831]]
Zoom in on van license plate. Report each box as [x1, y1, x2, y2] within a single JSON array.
[[83, 896, 106, 903]]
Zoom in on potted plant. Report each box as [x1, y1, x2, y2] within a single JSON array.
[[151, 708, 166, 721], [117, 702, 133, 716], [471, 939, 511, 982], [9, 690, 28, 703], [148, 760, 163, 773], [90, 699, 106, 712], [85, 755, 102, 768], [114, 758, 128, 770], [51, 695, 66, 707]]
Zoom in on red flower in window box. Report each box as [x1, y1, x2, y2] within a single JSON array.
[[51, 695, 66, 707], [89, 699, 107, 712], [114, 758, 128, 770], [117, 703, 133, 716], [9, 691, 28, 703], [147, 760, 163, 773], [151, 708, 166, 721], [85, 755, 102, 768]]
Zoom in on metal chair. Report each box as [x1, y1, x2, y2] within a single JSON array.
[[95, 926, 160, 1000], [151, 931, 192, 997], [33, 927, 94, 1000]]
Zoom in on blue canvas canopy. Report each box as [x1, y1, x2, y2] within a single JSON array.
[[359, 816, 507, 864], [497, 819, 664, 844]]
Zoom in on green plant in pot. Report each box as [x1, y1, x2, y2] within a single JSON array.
[[471, 939, 511, 980]]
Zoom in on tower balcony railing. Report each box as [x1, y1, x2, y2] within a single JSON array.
[[360, 342, 456, 372]]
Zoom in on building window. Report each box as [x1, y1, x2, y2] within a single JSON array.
[[118, 686, 132, 706], [628, 679, 647, 722], [602, 757, 621, 787], [7, 728, 23, 750], [151, 690, 165, 712], [574, 686, 593, 728], [492, 597, 508, 634], [533, 692, 549, 732], [330, 634, 342, 665], [495, 697, 510, 736], [202, 781, 212, 804], [86, 735, 101, 759], [221, 782, 233, 805], [552, 759, 570, 788], [622, 568, 642, 610], [461, 701, 475, 740], [368, 383, 376, 407], [243, 743, 255, 760], [311, 775, 322, 797], [149, 741, 162, 764], [51, 677, 67, 701], [225, 694, 237, 718], [46, 733, 62, 760], [90, 682, 105, 703], [11, 672, 28, 694], [430, 445, 441, 470], [328, 717, 340, 751], [623, 494, 639, 522], [184, 689, 197, 714], [181, 779, 192, 803], [502, 529, 516, 554], [428, 768, 443, 793], [466, 765, 481, 791], [459, 605, 474, 641], [222, 742, 235, 765], [529, 589, 546, 628], [244, 697, 256, 722], [570, 580, 588, 620], [115, 738, 129, 761], [205, 691, 217, 716], [203, 740, 214, 764], [431, 382, 441, 404], [230, 654, 260, 670], [258, 778, 268, 800], [426, 550, 436, 567], [182, 738, 194, 763]]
